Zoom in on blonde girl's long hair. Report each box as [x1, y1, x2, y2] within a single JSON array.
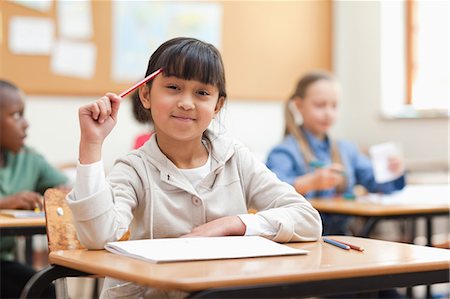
[[285, 71, 347, 193]]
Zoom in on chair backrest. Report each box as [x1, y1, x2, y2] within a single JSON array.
[[44, 188, 84, 252], [44, 188, 130, 252]]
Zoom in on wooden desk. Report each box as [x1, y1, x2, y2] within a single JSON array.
[[0, 214, 46, 235], [310, 198, 450, 246], [0, 213, 46, 264], [22, 236, 450, 298]]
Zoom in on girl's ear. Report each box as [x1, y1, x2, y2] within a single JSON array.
[[290, 97, 304, 125], [292, 96, 303, 111], [138, 85, 151, 109], [214, 97, 225, 115]]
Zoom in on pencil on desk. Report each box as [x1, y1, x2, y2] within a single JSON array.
[[323, 237, 350, 250], [329, 238, 365, 252]]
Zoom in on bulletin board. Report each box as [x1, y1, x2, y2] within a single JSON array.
[[0, 0, 331, 100]]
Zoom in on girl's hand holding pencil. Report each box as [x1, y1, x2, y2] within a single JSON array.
[[78, 68, 162, 164], [79, 93, 122, 143], [78, 93, 122, 164]]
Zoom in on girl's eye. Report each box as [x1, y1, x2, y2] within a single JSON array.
[[197, 90, 210, 96], [166, 85, 178, 90]]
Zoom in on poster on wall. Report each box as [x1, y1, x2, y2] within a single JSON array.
[[51, 40, 96, 79], [56, 0, 93, 39], [111, 1, 222, 83], [9, 0, 52, 12], [9, 16, 54, 55]]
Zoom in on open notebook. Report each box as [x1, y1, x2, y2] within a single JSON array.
[[105, 236, 308, 263], [0, 209, 45, 218]]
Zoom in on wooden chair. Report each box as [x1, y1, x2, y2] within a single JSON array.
[[45, 188, 84, 252], [21, 188, 129, 298], [20, 188, 91, 298]]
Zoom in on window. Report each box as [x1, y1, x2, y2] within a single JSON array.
[[380, 0, 449, 118], [406, 0, 449, 111]]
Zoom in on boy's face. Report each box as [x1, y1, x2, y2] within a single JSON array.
[[140, 75, 224, 142], [0, 88, 28, 153]]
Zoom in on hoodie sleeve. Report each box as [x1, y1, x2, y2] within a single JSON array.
[[237, 145, 322, 242], [66, 156, 144, 249]]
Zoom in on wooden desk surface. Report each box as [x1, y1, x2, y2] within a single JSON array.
[[310, 198, 450, 217], [0, 214, 46, 227], [49, 236, 450, 292]]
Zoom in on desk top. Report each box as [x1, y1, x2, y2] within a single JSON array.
[[310, 198, 450, 216], [49, 236, 450, 292], [0, 214, 46, 227]]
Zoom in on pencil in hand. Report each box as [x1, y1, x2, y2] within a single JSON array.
[[119, 68, 163, 98]]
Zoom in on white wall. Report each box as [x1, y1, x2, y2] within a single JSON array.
[[25, 96, 285, 171], [332, 1, 449, 168], [24, 1, 448, 172]]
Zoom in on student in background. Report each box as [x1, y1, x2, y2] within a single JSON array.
[[266, 71, 406, 235], [67, 37, 322, 298], [0, 80, 67, 298], [131, 90, 153, 149]]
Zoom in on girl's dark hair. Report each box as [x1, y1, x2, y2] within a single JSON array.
[[131, 37, 227, 124], [0, 79, 18, 92], [0, 80, 20, 105]]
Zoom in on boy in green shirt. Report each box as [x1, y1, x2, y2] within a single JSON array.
[[0, 80, 67, 298]]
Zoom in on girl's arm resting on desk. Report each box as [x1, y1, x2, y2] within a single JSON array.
[[181, 216, 246, 237], [239, 146, 322, 242]]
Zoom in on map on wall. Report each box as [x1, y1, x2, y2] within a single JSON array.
[[111, 1, 223, 82]]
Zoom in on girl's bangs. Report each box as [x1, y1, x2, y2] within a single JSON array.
[[157, 45, 223, 87]]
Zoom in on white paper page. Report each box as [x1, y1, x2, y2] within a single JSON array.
[[105, 236, 308, 263], [57, 0, 92, 39], [9, 17, 54, 55], [358, 184, 450, 205], [0, 209, 45, 218], [9, 0, 52, 12], [369, 142, 403, 183], [51, 40, 96, 79]]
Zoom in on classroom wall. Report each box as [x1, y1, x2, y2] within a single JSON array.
[[332, 1, 449, 169], [25, 96, 285, 171], [21, 1, 450, 174]]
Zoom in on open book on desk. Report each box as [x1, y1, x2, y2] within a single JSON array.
[[0, 209, 45, 218], [105, 236, 308, 263]]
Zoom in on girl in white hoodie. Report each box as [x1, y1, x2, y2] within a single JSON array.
[[67, 37, 322, 298]]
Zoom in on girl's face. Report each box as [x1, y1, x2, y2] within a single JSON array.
[[0, 89, 29, 153], [141, 75, 224, 142], [295, 79, 339, 139]]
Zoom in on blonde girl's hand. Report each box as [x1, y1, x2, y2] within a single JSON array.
[[388, 156, 405, 176], [312, 164, 345, 191], [180, 216, 246, 238], [0, 191, 43, 210]]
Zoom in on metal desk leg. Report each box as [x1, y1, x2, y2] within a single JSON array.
[[426, 216, 433, 299], [25, 236, 33, 265], [20, 265, 90, 299], [359, 218, 379, 237]]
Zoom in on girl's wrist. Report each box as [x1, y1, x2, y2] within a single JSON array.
[[79, 141, 102, 164]]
